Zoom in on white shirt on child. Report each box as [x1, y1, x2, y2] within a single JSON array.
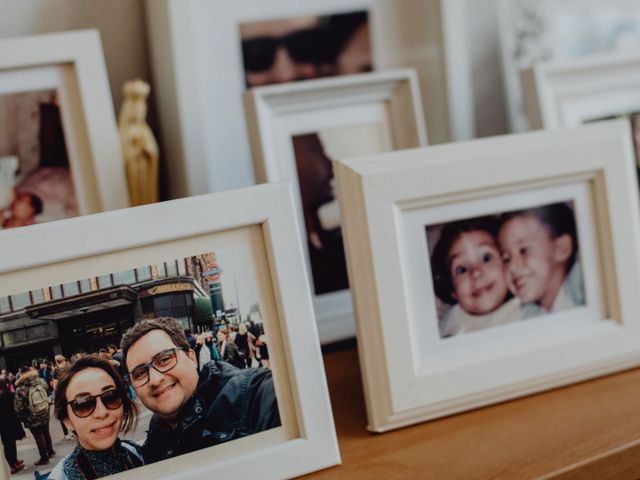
[[521, 259, 585, 318], [551, 259, 585, 312], [440, 296, 522, 337]]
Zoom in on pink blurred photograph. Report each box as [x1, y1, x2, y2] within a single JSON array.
[[0, 88, 78, 230]]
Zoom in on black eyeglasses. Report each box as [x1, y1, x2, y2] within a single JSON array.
[[241, 27, 335, 73], [126, 347, 188, 389], [67, 388, 123, 418]]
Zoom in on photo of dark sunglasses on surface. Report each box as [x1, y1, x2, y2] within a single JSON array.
[[67, 388, 124, 418], [242, 27, 335, 73]]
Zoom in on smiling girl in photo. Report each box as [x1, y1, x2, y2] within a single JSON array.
[[431, 216, 521, 337], [498, 203, 584, 316]]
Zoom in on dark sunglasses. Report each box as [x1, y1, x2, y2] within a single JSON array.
[[241, 27, 336, 73], [67, 388, 123, 418]]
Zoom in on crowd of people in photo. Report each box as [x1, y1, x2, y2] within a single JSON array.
[[187, 320, 271, 371], [0, 318, 278, 479]]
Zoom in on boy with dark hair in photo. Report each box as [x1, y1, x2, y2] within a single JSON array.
[[3, 191, 43, 228], [120, 317, 280, 464], [430, 215, 521, 337], [498, 202, 585, 316]]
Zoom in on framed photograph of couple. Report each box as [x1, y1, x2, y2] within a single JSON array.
[[0, 30, 128, 232], [145, 0, 448, 199], [0, 183, 339, 478], [244, 69, 427, 343], [334, 120, 640, 432]]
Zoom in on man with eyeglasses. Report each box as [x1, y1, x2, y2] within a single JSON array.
[[120, 317, 280, 463]]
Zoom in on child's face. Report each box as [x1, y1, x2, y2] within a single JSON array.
[[12, 194, 35, 220], [499, 215, 569, 308], [448, 230, 508, 315]]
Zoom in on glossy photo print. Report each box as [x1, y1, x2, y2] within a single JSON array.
[[239, 10, 372, 88], [292, 124, 390, 295], [426, 201, 586, 338], [0, 249, 280, 478], [0, 89, 78, 230]]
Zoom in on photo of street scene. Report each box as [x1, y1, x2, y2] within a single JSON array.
[[0, 89, 78, 230], [426, 201, 585, 338], [0, 248, 279, 478]]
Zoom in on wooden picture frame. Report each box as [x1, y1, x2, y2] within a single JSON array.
[[335, 120, 640, 431], [145, 0, 448, 199], [0, 183, 339, 478], [0, 29, 129, 229], [497, 0, 640, 132], [244, 69, 427, 343], [522, 53, 640, 131]]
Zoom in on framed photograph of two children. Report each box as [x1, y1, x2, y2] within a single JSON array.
[[335, 120, 640, 432]]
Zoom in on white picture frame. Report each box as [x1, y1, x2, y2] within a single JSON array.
[[522, 53, 640, 133], [244, 69, 427, 344], [0, 183, 339, 479], [334, 120, 640, 432], [145, 0, 448, 199], [0, 29, 129, 225], [497, 0, 640, 132]]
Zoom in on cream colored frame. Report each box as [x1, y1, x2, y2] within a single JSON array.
[[244, 69, 427, 344], [498, 0, 640, 133], [145, 0, 448, 199], [0, 30, 129, 214], [0, 183, 338, 479], [335, 121, 640, 432], [522, 53, 640, 130]]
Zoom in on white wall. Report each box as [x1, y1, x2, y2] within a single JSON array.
[[442, 0, 509, 141], [0, 0, 151, 111], [467, 0, 508, 137]]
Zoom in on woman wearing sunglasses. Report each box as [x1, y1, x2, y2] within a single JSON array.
[[48, 355, 143, 480]]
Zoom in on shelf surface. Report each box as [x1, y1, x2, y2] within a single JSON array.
[[304, 346, 640, 479]]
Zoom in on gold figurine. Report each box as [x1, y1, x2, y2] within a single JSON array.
[[118, 79, 159, 206]]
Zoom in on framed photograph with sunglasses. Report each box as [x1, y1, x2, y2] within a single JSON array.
[[334, 120, 640, 431], [0, 183, 339, 479], [145, 0, 449, 199], [244, 68, 427, 343]]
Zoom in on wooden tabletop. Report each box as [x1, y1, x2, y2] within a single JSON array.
[[305, 346, 640, 479]]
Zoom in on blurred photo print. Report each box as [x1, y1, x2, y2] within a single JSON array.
[[0, 88, 78, 230], [292, 124, 390, 295], [0, 247, 280, 478], [239, 10, 372, 88], [426, 201, 586, 338]]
